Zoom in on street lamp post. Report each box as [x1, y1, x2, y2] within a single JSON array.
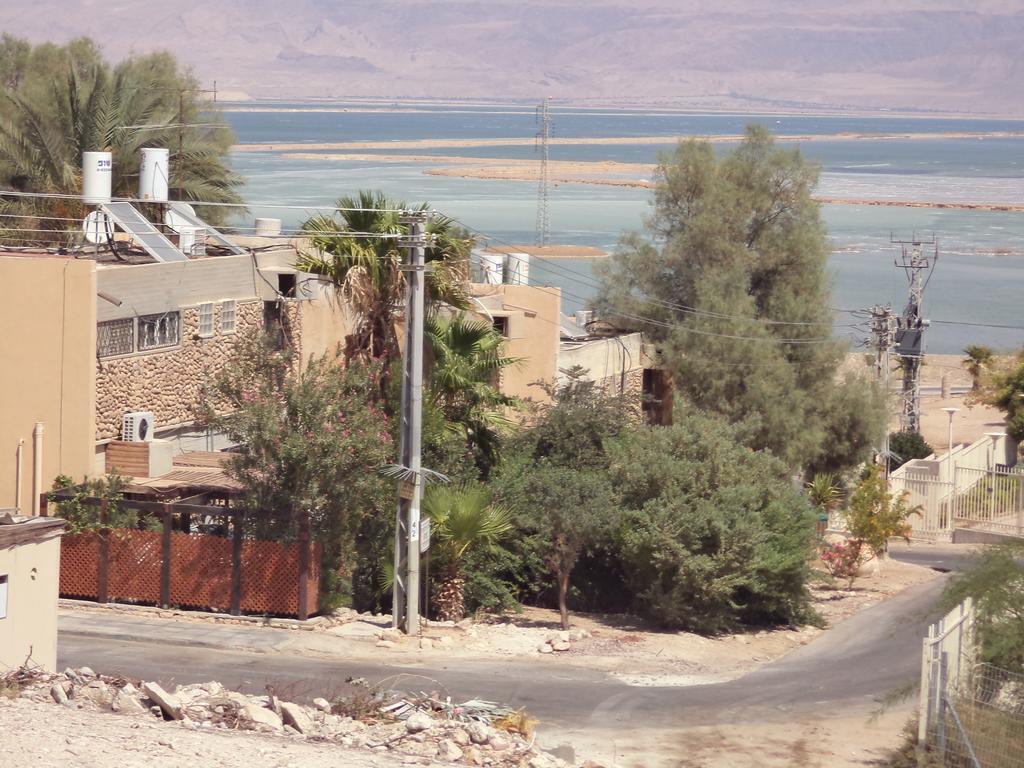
[[942, 405, 958, 479], [985, 432, 1007, 522]]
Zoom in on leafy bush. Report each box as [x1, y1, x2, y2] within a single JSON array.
[[844, 465, 919, 558], [819, 540, 864, 588], [609, 410, 818, 633], [48, 474, 135, 534]]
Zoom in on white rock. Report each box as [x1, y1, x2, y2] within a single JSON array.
[[376, 640, 396, 649], [142, 682, 183, 720], [279, 701, 314, 734], [77, 667, 96, 678], [404, 711, 434, 734], [551, 640, 571, 652], [312, 697, 331, 713], [50, 684, 67, 705], [537, 642, 554, 654], [241, 703, 283, 730], [451, 728, 471, 746]]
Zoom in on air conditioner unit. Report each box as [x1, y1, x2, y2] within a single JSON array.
[[122, 412, 155, 442], [177, 225, 207, 257]]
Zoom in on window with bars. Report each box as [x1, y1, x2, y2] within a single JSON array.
[[137, 312, 180, 351], [220, 300, 237, 334], [97, 318, 134, 357], [197, 303, 214, 337]]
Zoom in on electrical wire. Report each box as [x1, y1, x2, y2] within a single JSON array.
[[453, 218, 864, 330], [0, 188, 410, 213]]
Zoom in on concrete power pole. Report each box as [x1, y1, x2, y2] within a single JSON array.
[[868, 304, 895, 473], [392, 211, 428, 634]]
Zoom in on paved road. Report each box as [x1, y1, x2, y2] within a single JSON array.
[[57, 545, 958, 732]]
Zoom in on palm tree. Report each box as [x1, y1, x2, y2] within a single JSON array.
[[963, 345, 995, 392], [426, 312, 520, 475], [421, 483, 513, 621], [0, 40, 242, 244], [298, 190, 473, 378]]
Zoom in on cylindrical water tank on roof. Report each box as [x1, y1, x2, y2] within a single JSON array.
[[504, 252, 530, 285], [475, 249, 504, 285], [82, 151, 112, 205], [255, 218, 282, 236], [139, 147, 170, 202]]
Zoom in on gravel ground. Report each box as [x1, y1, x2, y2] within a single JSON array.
[[0, 695, 441, 768]]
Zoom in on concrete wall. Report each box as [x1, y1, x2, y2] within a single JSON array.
[[297, 284, 355, 364], [0, 257, 96, 513], [0, 534, 61, 671], [558, 333, 644, 394], [471, 283, 562, 404]]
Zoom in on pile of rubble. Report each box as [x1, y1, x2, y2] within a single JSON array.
[[3, 666, 587, 768]]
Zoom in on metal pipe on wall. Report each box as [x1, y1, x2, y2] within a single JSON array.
[[32, 422, 43, 516], [15, 439, 24, 512]]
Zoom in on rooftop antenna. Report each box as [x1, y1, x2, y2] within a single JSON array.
[[534, 97, 551, 246], [892, 233, 938, 433]]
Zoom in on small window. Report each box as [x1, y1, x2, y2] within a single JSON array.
[[220, 300, 236, 334], [97, 318, 134, 357], [492, 316, 510, 337], [197, 303, 215, 337], [138, 311, 180, 351], [0, 574, 7, 620]]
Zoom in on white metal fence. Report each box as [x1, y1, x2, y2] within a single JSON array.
[[889, 435, 1022, 541]]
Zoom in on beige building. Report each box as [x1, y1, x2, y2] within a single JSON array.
[[468, 281, 669, 420], [0, 236, 352, 510], [0, 514, 64, 671]]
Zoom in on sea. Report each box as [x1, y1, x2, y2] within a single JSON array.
[[223, 103, 1024, 354]]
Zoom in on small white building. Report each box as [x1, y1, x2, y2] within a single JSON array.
[[0, 513, 65, 672]]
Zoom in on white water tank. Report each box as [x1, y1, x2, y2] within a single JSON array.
[[476, 249, 504, 285], [82, 151, 112, 205], [139, 147, 170, 202], [504, 252, 530, 285], [255, 217, 282, 236]]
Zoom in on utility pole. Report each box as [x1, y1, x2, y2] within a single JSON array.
[[534, 97, 551, 246], [868, 304, 895, 474], [392, 211, 428, 634], [892, 234, 938, 433]]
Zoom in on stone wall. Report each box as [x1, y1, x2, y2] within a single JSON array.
[[95, 301, 270, 441]]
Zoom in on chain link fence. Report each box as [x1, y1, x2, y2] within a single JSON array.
[[928, 663, 1024, 768]]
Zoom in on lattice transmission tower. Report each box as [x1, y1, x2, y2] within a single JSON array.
[[534, 97, 551, 246], [892, 234, 938, 433]]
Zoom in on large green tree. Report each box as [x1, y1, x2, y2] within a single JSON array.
[[597, 126, 883, 473], [495, 369, 632, 629], [0, 36, 242, 241]]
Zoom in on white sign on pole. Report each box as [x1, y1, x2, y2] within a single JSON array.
[[419, 519, 431, 553]]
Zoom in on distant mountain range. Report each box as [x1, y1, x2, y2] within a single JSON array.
[[2, 1, 1022, 113]]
